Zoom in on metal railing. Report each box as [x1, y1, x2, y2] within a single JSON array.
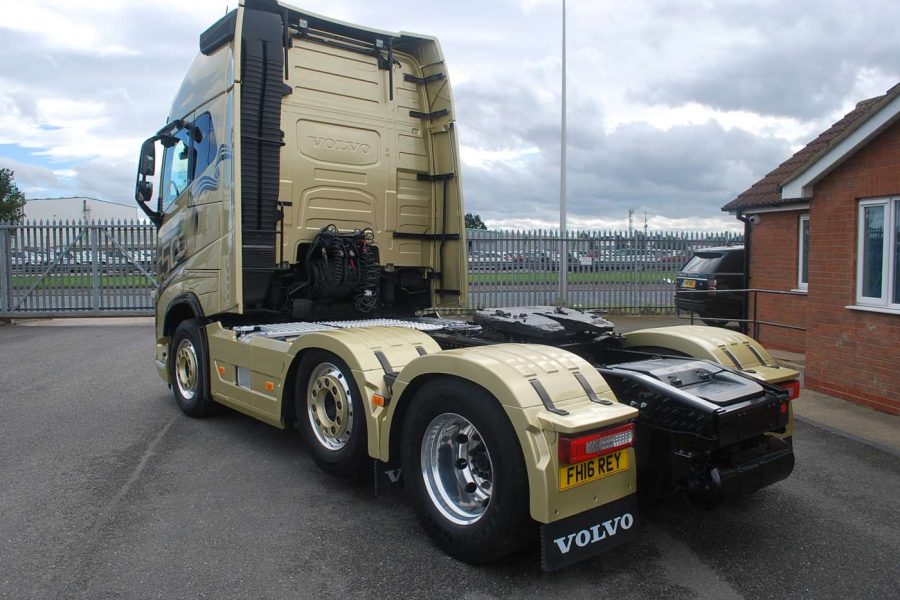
[[676, 288, 807, 337]]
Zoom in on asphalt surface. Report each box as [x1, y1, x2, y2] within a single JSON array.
[[1, 323, 898, 599]]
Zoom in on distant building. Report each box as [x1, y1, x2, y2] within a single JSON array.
[[24, 197, 145, 222]]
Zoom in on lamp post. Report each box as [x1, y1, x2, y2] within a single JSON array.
[[559, 0, 568, 305]]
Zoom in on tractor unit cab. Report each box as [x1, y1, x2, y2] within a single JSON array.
[[135, 0, 467, 327]]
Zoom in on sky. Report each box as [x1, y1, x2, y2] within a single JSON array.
[[0, 0, 898, 231]]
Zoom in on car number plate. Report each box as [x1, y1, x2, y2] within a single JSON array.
[[683, 279, 697, 288], [559, 450, 629, 491]]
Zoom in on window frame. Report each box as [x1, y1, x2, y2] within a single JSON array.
[[855, 197, 899, 311], [159, 125, 195, 211], [797, 214, 809, 291]]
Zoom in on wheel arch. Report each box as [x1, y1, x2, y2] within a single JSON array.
[[386, 372, 493, 474], [620, 325, 799, 384], [163, 293, 205, 338], [388, 344, 636, 523]]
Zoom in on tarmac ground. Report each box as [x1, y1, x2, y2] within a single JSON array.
[[1, 318, 897, 599]]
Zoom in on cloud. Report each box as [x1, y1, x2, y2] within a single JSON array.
[[626, 0, 900, 120], [0, 0, 896, 228]]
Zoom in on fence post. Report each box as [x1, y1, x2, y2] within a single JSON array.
[[0, 226, 10, 314], [90, 224, 100, 310]]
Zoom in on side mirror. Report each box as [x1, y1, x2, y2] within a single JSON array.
[[136, 180, 154, 204], [138, 138, 156, 177], [135, 136, 162, 227]]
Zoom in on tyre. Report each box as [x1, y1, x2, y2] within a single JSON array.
[[169, 319, 217, 417], [401, 377, 533, 564], [295, 351, 368, 475]]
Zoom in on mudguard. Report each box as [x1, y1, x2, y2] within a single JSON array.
[[621, 325, 799, 384], [389, 344, 638, 524]]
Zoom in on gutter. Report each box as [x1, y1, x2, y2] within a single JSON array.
[[736, 211, 751, 335]]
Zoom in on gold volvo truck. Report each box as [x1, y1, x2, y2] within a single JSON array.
[[135, 0, 799, 571]]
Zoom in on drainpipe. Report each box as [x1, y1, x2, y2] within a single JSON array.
[[736, 211, 751, 335]]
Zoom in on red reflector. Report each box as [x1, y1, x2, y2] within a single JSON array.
[[779, 380, 801, 400], [780, 402, 788, 414], [559, 423, 634, 465]]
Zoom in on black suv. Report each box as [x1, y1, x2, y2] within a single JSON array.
[[675, 245, 745, 326]]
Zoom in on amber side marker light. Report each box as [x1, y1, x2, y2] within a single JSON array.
[[217, 365, 225, 376], [264, 381, 274, 391], [558, 423, 634, 465], [372, 393, 386, 407]]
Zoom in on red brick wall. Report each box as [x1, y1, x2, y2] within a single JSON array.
[[747, 210, 808, 353], [803, 118, 900, 415]]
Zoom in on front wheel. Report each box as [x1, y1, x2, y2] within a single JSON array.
[[169, 319, 216, 417], [401, 377, 533, 563]]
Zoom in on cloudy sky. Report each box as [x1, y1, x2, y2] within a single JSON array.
[[1, 0, 898, 231]]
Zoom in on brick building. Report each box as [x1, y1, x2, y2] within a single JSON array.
[[723, 84, 900, 415]]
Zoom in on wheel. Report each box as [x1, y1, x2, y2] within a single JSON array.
[[401, 377, 533, 564], [169, 319, 216, 417], [295, 351, 367, 475]]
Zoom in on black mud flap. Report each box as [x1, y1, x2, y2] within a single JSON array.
[[373, 460, 404, 498], [540, 494, 638, 571]]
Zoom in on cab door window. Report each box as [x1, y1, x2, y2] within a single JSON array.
[[160, 127, 194, 210], [192, 112, 217, 177]]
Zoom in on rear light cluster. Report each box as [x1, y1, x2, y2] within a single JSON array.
[[558, 423, 634, 465], [779, 380, 801, 401]]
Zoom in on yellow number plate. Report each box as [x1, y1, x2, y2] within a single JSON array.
[[683, 279, 697, 288], [559, 450, 630, 491]]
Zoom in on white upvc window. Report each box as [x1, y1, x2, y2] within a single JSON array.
[[856, 197, 900, 311], [798, 214, 809, 291]]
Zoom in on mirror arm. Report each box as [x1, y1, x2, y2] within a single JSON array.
[[137, 197, 162, 227]]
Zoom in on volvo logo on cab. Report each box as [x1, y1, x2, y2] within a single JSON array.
[[552, 512, 634, 554], [308, 136, 371, 154]]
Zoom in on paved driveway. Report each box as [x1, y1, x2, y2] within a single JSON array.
[[1, 323, 897, 599]]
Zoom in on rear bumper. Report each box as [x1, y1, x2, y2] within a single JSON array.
[[714, 436, 794, 502], [683, 435, 795, 504]]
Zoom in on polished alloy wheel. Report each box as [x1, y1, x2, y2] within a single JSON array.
[[174, 338, 198, 400], [306, 362, 354, 451], [421, 413, 494, 526]]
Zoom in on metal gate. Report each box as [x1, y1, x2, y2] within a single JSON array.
[[0, 220, 157, 317]]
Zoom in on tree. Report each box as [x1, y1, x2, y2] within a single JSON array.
[[465, 213, 487, 230], [0, 169, 26, 223]]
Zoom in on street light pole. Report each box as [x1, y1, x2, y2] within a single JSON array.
[[559, 0, 568, 305]]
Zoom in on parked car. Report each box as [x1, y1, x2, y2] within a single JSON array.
[[675, 245, 745, 326]]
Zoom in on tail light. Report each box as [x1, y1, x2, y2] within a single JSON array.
[[559, 423, 634, 465], [779, 380, 801, 400]]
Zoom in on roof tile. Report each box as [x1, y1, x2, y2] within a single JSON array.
[[722, 91, 894, 212]]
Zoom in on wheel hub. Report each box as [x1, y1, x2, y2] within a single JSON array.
[[306, 363, 354, 451], [421, 413, 494, 526], [174, 339, 198, 400]]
